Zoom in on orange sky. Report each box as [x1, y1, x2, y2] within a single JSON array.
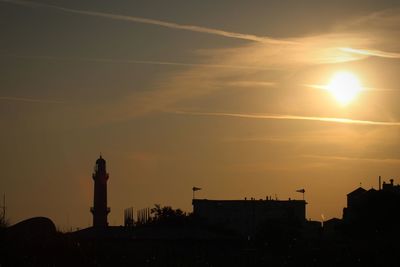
[[1, 0, 400, 230]]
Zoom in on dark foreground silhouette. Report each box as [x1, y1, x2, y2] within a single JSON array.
[[3, 177, 400, 266], [2, 214, 400, 267]]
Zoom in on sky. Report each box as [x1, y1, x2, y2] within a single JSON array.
[[1, 0, 400, 230]]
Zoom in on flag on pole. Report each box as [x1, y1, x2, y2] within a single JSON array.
[[296, 189, 305, 193], [192, 187, 202, 191]]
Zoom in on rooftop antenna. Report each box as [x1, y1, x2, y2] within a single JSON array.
[[379, 176, 382, 190], [1, 193, 5, 225]]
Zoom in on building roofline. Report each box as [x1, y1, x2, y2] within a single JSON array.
[[192, 199, 307, 204]]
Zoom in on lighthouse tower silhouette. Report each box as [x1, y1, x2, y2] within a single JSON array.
[[90, 155, 110, 228]]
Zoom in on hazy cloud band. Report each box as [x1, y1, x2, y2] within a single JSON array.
[[0, 0, 293, 44], [0, 96, 63, 104], [340, 47, 400, 59], [302, 154, 400, 163], [4, 0, 399, 61], [169, 110, 400, 126], [0, 54, 273, 70]]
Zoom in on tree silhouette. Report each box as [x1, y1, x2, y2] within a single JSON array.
[[150, 204, 188, 226]]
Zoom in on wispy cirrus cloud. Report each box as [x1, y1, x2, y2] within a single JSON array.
[[223, 136, 295, 143], [106, 34, 374, 120], [167, 110, 400, 126], [0, 0, 293, 44], [303, 84, 397, 92], [82, 7, 400, 124], [3, 0, 400, 124], [0, 0, 400, 64], [0, 54, 272, 71], [0, 96, 63, 104], [302, 154, 400, 164], [339, 47, 400, 59], [3, 0, 399, 61], [226, 81, 277, 88]]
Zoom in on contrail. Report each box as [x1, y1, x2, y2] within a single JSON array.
[[303, 84, 328, 90], [303, 83, 397, 92], [0, 0, 294, 44], [168, 110, 400, 126], [0, 96, 63, 104], [302, 154, 400, 163], [340, 47, 400, 59], [0, 54, 273, 70], [227, 81, 277, 87]]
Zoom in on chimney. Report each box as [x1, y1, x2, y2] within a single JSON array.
[[390, 179, 394, 186]]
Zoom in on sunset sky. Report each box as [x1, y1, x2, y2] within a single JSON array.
[[1, 0, 400, 229]]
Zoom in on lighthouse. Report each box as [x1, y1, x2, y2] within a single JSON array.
[[90, 155, 110, 228]]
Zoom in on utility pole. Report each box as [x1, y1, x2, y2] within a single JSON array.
[[1, 193, 5, 225]]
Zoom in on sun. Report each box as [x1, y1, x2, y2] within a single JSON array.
[[326, 71, 363, 105]]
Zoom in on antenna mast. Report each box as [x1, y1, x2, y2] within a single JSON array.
[[1, 193, 5, 225]]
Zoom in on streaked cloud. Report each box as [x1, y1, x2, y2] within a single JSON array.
[[226, 81, 277, 88], [0, 0, 293, 44], [304, 84, 397, 92], [1, 0, 378, 68], [3, 0, 399, 126], [0, 54, 272, 71], [168, 110, 400, 126], [222, 136, 290, 143], [223, 131, 359, 144], [302, 154, 400, 164], [108, 34, 373, 120], [339, 47, 400, 59], [223, 160, 331, 173], [0, 96, 63, 104]]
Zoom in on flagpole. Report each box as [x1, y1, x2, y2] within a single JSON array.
[[192, 187, 202, 200], [296, 189, 305, 201]]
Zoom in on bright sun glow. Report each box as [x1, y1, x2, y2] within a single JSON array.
[[327, 71, 363, 105]]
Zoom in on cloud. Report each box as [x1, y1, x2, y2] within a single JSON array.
[[222, 160, 331, 173], [226, 81, 277, 88], [0, 54, 272, 71], [3, 0, 389, 67], [0, 0, 293, 44], [339, 47, 400, 59], [3, 0, 398, 61], [302, 154, 400, 164], [335, 8, 400, 59], [303, 84, 397, 92], [341, 8, 400, 32], [222, 131, 359, 144], [107, 33, 375, 120], [167, 110, 400, 126], [0, 96, 63, 104], [222, 136, 291, 143], [3, 1, 399, 124]]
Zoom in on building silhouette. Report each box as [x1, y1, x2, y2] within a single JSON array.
[[90, 155, 110, 228], [193, 198, 306, 237], [343, 177, 400, 232]]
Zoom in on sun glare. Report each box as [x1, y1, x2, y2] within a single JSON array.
[[326, 71, 362, 105]]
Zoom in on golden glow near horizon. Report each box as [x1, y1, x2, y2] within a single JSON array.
[[326, 71, 363, 105]]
